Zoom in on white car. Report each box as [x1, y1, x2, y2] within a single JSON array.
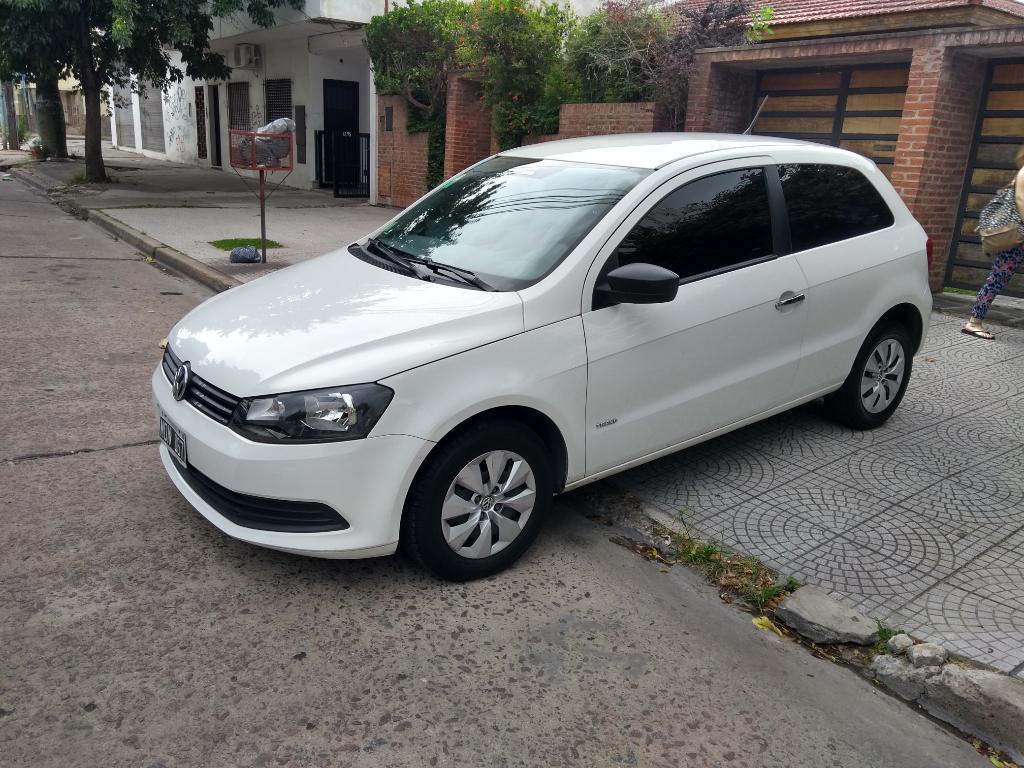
[[154, 133, 931, 580]]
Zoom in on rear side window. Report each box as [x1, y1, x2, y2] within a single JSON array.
[[778, 164, 895, 252], [616, 167, 774, 282]]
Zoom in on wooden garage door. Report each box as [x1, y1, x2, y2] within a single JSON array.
[[751, 64, 909, 179], [947, 60, 1024, 298]]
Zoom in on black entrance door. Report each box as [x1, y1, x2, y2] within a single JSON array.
[[209, 85, 223, 167], [323, 79, 359, 188]]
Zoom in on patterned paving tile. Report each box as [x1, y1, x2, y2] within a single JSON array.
[[814, 450, 944, 504], [715, 420, 860, 470], [889, 582, 1024, 674], [698, 475, 887, 570], [618, 314, 1024, 668], [875, 426, 1010, 477], [946, 529, 1024, 614], [778, 535, 927, 618], [614, 442, 808, 523], [901, 468, 1024, 528]]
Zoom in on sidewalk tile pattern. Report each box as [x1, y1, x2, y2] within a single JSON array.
[[613, 313, 1024, 676]]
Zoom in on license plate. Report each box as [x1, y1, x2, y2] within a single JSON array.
[[159, 415, 187, 466]]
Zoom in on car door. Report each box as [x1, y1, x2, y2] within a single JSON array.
[[774, 162, 901, 395], [583, 160, 808, 476]]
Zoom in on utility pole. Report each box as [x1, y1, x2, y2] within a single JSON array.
[[3, 81, 18, 150]]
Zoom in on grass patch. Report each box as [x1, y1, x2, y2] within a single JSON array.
[[210, 237, 283, 251], [871, 619, 903, 655], [662, 520, 799, 611], [943, 286, 976, 297]]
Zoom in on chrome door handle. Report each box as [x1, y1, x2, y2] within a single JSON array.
[[775, 293, 806, 310]]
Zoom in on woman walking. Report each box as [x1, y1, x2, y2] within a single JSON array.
[[963, 148, 1024, 339]]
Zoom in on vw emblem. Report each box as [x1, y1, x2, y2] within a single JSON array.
[[172, 361, 191, 401]]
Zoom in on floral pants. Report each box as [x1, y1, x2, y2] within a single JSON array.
[[971, 245, 1024, 321]]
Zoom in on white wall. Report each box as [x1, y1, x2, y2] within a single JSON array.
[[162, 53, 200, 164]]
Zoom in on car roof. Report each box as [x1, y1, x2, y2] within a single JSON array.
[[500, 132, 817, 170]]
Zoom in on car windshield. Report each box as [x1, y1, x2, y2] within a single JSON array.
[[371, 156, 648, 290]]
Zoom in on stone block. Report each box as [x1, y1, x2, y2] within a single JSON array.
[[775, 586, 878, 645]]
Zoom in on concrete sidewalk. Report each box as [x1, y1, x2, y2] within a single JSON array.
[[12, 141, 397, 286]]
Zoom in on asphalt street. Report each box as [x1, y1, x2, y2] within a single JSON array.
[[0, 178, 987, 767]]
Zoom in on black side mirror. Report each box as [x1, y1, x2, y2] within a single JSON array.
[[595, 263, 679, 305]]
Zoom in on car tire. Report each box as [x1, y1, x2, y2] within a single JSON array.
[[401, 420, 553, 581], [825, 321, 913, 430]]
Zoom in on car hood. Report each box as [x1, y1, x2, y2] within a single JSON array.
[[168, 249, 525, 397]]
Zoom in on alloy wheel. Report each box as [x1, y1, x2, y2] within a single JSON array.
[[861, 338, 906, 413], [441, 450, 536, 559]]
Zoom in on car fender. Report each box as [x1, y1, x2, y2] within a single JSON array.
[[375, 316, 588, 484]]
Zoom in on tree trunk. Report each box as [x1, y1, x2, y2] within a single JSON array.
[[80, 71, 106, 182], [3, 81, 18, 151], [34, 77, 68, 159]]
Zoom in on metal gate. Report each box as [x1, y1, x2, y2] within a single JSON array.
[[751, 64, 909, 179], [113, 84, 135, 149], [139, 84, 165, 152], [947, 60, 1024, 298], [314, 130, 370, 198], [228, 82, 251, 130]]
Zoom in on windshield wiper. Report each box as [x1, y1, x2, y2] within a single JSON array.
[[412, 259, 496, 292], [366, 238, 496, 291], [365, 238, 429, 279]]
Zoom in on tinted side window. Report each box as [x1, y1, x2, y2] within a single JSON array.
[[616, 168, 774, 281], [778, 164, 895, 252]]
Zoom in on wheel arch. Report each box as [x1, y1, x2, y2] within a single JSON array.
[[877, 302, 925, 354], [410, 405, 571, 496]]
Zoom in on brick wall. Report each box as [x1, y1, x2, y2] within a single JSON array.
[[557, 102, 671, 137], [684, 25, 1024, 292], [444, 75, 492, 180], [684, 64, 757, 133], [890, 48, 987, 291], [376, 95, 429, 209]]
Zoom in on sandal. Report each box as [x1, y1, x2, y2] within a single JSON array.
[[962, 326, 995, 340]]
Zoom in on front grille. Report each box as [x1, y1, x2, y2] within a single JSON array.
[[176, 460, 349, 533], [162, 347, 242, 425]]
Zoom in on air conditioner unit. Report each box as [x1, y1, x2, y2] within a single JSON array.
[[231, 44, 260, 69]]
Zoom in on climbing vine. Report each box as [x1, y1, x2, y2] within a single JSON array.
[[459, 0, 575, 150], [365, 0, 466, 188]]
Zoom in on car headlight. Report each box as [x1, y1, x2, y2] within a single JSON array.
[[231, 384, 394, 443]]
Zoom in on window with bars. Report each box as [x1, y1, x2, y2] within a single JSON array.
[[227, 82, 251, 129], [194, 86, 207, 160], [264, 79, 292, 122]]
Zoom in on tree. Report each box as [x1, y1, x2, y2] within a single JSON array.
[[567, 0, 669, 104], [652, 0, 773, 126], [0, 5, 69, 155], [460, 0, 574, 149], [0, 0, 302, 181], [365, 0, 467, 188]]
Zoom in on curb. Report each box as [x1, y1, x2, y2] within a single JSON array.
[[629, 498, 1024, 763], [87, 211, 240, 293], [9, 166, 54, 194], [9, 169, 240, 294]]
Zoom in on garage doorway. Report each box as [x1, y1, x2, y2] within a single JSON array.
[[751, 64, 909, 179], [947, 60, 1024, 298]]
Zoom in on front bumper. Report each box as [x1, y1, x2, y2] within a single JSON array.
[[153, 367, 431, 559]]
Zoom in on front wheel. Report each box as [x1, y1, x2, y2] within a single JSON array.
[[401, 420, 553, 580], [825, 322, 913, 430]]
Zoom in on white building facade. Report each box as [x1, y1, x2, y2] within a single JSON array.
[[109, 1, 384, 200]]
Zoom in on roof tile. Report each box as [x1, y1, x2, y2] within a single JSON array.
[[677, 0, 1024, 25]]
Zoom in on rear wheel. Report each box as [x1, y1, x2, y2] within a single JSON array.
[[825, 322, 913, 430], [401, 420, 553, 580]]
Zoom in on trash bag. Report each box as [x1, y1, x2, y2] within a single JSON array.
[[229, 245, 261, 263], [238, 118, 296, 166]]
